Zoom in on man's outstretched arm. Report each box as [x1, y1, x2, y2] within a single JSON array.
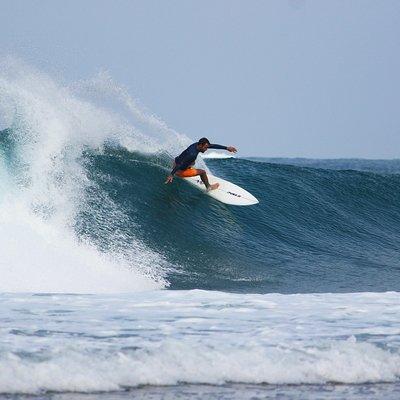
[[209, 144, 237, 153]]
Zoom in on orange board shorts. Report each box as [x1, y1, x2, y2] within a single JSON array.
[[175, 167, 201, 178]]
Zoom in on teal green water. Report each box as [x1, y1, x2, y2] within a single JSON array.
[[2, 126, 400, 293], [77, 146, 400, 293]]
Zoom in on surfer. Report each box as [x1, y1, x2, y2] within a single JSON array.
[[165, 137, 237, 191]]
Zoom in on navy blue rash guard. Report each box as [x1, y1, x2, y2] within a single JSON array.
[[170, 143, 227, 175]]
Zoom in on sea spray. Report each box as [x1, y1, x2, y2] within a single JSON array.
[[0, 59, 187, 292]]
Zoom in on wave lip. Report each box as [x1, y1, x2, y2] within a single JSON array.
[[0, 58, 185, 293], [248, 157, 400, 174]]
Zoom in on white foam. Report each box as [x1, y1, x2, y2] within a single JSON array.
[[0, 290, 399, 393], [201, 151, 235, 159], [0, 58, 189, 292], [1, 339, 399, 394], [0, 201, 163, 293]]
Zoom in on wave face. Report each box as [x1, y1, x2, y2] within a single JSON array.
[[1, 59, 400, 294], [80, 151, 400, 293]]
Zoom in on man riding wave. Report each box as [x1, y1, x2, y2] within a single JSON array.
[[165, 137, 237, 191]]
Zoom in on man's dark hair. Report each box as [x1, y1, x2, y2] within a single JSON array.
[[198, 137, 210, 145]]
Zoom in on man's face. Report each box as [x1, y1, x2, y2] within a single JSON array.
[[198, 143, 209, 153]]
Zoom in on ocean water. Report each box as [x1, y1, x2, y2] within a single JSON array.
[[1, 59, 400, 399]]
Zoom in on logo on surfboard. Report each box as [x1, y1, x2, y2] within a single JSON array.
[[196, 180, 241, 197]]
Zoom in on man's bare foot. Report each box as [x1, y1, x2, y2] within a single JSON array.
[[207, 182, 220, 191]]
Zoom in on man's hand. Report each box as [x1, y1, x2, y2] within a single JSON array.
[[227, 146, 237, 153], [165, 175, 174, 184]]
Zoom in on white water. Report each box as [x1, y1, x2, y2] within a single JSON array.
[[0, 58, 192, 293], [201, 151, 235, 159], [0, 290, 399, 393]]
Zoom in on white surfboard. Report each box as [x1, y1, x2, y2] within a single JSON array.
[[184, 174, 259, 206]]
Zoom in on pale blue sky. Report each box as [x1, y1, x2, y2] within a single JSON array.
[[1, 0, 400, 157]]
